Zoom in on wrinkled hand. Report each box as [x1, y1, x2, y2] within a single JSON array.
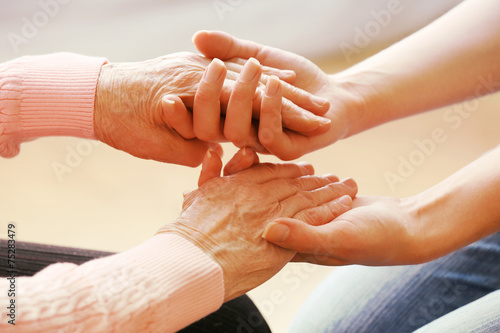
[[193, 31, 366, 160], [263, 196, 424, 266], [158, 152, 357, 301], [94, 52, 330, 166]]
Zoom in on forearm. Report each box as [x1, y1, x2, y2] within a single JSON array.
[[0, 234, 223, 332], [0, 53, 106, 157], [409, 144, 500, 262], [336, 0, 500, 137]]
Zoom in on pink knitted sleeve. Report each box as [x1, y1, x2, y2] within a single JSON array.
[[0, 54, 225, 331], [0, 234, 224, 332], [0, 53, 106, 157]]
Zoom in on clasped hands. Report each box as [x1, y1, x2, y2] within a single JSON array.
[[94, 30, 426, 300]]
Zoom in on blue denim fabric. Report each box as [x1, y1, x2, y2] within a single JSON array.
[[289, 232, 500, 333]]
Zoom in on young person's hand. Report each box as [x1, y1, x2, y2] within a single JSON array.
[[192, 31, 365, 160]]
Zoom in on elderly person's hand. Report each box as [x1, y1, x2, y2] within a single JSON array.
[[192, 31, 364, 160], [94, 52, 330, 166], [158, 152, 358, 302]]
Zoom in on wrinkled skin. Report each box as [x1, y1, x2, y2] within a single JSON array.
[[94, 52, 330, 166], [158, 156, 358, 302]]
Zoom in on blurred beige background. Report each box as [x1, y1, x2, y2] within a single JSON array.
[[2, 1, 500, 332]]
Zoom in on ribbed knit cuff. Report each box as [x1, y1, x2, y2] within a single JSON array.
[[110, 233, 225, 332], [0, 53, 107, 158], [131, 234, 224, 331], [11, 234, 224, 332]]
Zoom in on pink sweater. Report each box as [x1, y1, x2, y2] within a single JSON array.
[[0, 53, 224, 332]]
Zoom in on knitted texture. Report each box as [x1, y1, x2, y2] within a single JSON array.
[[0, 53, 106, 157], [0, 234, 224, 332]]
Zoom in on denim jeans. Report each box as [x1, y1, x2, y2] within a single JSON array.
[[289, 232, 500, 333]]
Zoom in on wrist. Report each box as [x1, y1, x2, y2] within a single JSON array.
[[332, 65, 403, 138], [327, 72, 373, 140], [409, 185, 471, 263], [157, 220, 237, 302], [402, 194, 438, 263], [93, 63, 114, 144]]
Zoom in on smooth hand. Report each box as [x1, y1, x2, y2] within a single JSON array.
[[94, 53, 330, 166], [263, 195, 426, 266], [158, 154, 357, 301], [193, 30, 365, 160]]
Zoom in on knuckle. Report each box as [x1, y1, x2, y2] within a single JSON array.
[[194, 88, 216, 104], [297, 191, 316, 206], [275, 178, 297, 192], [224, 127, 242, 142], [259, 128, 278, 146], [295, 209, 320, 225], [195, 128, 219, 142], [276, 150, 298, 161], [281, 98, 294, 112]]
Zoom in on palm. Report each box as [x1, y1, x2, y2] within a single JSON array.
[[330, 196, 416, 265]]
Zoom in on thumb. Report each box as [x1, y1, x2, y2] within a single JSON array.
[[223, 147, 260, 176], [198, 148, 223, 186], [193, 30, 261, 60], [263, 218, 336, 255], [161, 95, 196, 139]]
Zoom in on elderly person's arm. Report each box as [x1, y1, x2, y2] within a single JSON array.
[[0, 52, 330, 165], [0, 158, 357, 332]]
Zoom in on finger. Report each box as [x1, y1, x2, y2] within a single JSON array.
[[218, 80, 330, 136], [322, 174, 339, 183], [224, 58, 263, 147], [258, 77, 323, 160], [193, 30, 304, 72], [208, 142, 224, 158], [193, 58, 227, 142], [278, 181, 356, 216], [255, 90, 330, 134], [256, 74, 329, 116], [259, 75, 286, 150], [162, 95, 196, 139], [262, 175, 339, 202], [262, 67, 296, 83], [236, 162, 314, 184], [225, 59, 296, 84], [291, 253, 350, 266], [168, 137, 211, 167], [262, 217, 336, 254], [292, 195, 352, 226], [223, 147, 260, 176], [198, 148, 223, 186], [193, 30, 264, 62], [280, 80, 330, 116]]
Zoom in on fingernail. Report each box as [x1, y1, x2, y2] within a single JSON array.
[[204, 59, 224, 83], [312, 96, 329, 108], [341, 178, 357, 189], [163, 97, 175, 107], [338, 195, 351, 207], [240, 58, 261, 82], [207, 148, 213, 159], [263, 223, 290, 243], [281, 70, 295, 76], [241, 147, 247, 157], [318, 117, 331, 125], [266, 76, 280, 97]]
